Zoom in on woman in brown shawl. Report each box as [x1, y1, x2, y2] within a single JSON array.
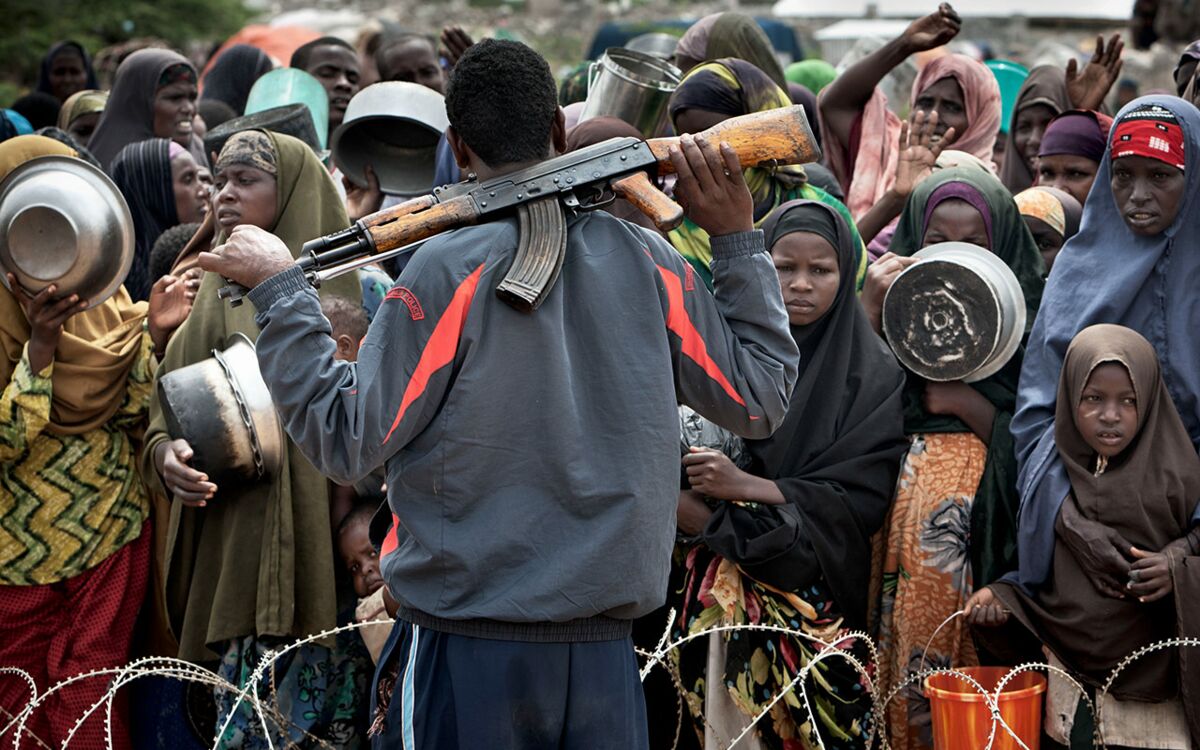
[[88, 48, 207, 172], [968, 324, 1200, 749], [140, 129, 368, 748], [0, 135, 194, 750]]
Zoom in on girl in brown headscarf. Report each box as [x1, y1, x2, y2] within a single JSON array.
[[968, 324, 1200, 749]]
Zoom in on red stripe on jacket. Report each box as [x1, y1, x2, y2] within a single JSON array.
[[654, 262, 751, 412], [380, 264, 485, 556]]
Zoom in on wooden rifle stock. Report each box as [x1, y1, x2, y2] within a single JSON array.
[[217, 105, 820, 307], [647, 105, 822, 173]]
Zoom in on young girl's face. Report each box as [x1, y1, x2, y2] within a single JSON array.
[[770, 231, 840, 327], [922, 198, 991, 250], [1076, 361, 1138, 458]]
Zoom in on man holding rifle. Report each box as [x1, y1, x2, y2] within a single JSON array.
[[196, 39, 798, 748]]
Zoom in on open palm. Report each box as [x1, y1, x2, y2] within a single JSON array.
[[894, 110, 954, 197], [1067, 34, 1124, 111]]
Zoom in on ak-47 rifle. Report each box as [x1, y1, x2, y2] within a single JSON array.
[[218, 105, 821, 310]]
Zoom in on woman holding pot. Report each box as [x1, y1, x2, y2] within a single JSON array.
[[860, 166, 1044, 750], [0, 135, 195, 750], [141, 129, 368, 749]]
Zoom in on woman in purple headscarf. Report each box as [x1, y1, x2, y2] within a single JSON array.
[[1034, 109, 1113, 206]]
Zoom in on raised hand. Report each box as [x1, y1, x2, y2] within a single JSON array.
[[1066, 33, 1124, 111], [895, 110, 955, 198], [861, 252, 921, 334], [669, 134, 753, 237], [147, 271, 200, 353], [902, 3, 962, 54], [344, 165, 384, 222], [8, 274, 88, 373], [440, 26, 476, 69]]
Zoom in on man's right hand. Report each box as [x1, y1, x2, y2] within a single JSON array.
[[156, 438, 217, 507], [669, 135, 754, 238], [902, 3, 962, 53]]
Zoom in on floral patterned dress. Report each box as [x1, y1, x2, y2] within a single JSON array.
[[672, 408, 876, 750], [872, 432, 986, 750]]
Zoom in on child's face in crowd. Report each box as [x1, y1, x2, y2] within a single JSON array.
[[1076, 361, 1138, 458], [339, 521, 383, 599], [1022, 215, 1065, 272], [922, 199, 990, 250], [770, 232, 840, 327], [1111, 155, 1185, 236], [213, 165, 278, 233]]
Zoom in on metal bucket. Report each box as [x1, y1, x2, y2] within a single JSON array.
[[882, 242, 1026, 383], [578, 48, 682, 138], [158, 333, 284, 488]]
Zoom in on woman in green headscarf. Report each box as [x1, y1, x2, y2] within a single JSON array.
[[141, 129, 369, 748], [785, 59, 838, 94], [863, 167, 1044, 750], [667, 58, 867, 289]]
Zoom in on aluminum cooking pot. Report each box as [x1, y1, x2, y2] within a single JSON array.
[[579, 48, 681, 138], [882, 242, 1026, 383], [158, 333, 284, 488], [331, 82, 449, 197], [0, 155, 134, 309]]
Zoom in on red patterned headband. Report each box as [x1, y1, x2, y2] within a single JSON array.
[[1112, 115, 1186, 171]]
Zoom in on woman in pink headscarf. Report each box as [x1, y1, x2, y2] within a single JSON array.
[[819, 5, 1003, 257]]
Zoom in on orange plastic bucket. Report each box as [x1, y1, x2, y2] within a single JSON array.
[[925, 666, 1047, 750]]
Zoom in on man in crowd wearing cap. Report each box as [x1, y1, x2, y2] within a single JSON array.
[[198, 38, 797, 748]]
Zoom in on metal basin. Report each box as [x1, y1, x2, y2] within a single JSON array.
[[0, 155, 134, 308], [883, 242, 1026, 383], [331, 82, 449, 197], [579, 48, 682, 138], [158, 333, 284, 488]]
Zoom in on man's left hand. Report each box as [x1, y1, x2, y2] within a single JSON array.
[[198, 225, 295, 290]]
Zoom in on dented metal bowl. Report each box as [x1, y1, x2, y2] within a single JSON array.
[[0, 155, 134, 308]]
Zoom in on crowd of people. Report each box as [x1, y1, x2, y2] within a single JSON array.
[[0, 4, 1199, 749]]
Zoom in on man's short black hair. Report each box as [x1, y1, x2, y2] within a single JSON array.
[[321, 294, 369, 343], [149, 223, 200, 283], [290, 36, 356, 70], [444, 39, 558, 168]]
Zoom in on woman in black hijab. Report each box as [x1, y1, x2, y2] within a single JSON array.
[[88, 48, 207, 172], [672, 200, 907, 749], [35, 41, 99, 103]]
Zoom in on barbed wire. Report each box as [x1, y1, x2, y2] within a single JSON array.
[[1, 615, 1194, 750]]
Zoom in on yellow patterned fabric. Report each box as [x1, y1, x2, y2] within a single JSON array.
[[0, 335, 154, 585]]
